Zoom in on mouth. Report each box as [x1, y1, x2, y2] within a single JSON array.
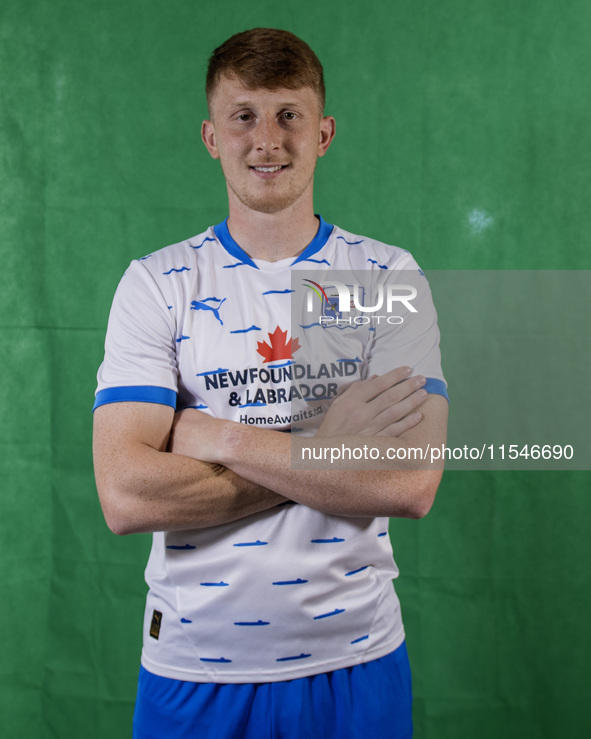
[[250, 165, 288, 173]]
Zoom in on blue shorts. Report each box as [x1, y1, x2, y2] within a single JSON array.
[[133, 641, 412, 739]]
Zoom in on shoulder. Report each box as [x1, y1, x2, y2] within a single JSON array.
[[128, 227, 217, 280], [330, 223, 421, 272]]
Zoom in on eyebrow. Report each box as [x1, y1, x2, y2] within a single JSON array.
[[228, 99, 305, 109]]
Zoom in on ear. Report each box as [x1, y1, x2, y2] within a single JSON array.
[[317, 116, 336, 158], [201, 119, 219, 159]]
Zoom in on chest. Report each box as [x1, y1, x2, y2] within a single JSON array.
[[172, 266, 373, 427]]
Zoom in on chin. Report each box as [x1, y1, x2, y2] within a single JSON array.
[[240, 194, 299, 214]]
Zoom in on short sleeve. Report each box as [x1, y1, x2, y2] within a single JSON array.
[[366, 261, 448, 401], [93, 260, 179, 411]]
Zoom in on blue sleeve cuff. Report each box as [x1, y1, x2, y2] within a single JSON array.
[[424, 378, 449, 401], [93, 386, 177, 411]]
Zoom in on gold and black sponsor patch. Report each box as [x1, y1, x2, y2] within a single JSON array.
[[149, 610, 162, 640]]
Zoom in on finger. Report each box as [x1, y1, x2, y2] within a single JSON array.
[[329, 375, 426, 435], [332, 373, 386, 402], [374, 411, 423, 438], [364, 388, 428, 435], [365, 375, 426, 417], [353, 366, 413, 403]]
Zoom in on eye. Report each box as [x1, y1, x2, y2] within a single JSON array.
[[281, 111, 297, 121], [237, 113, 252, 122]]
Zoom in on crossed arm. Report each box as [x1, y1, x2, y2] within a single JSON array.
[[93, 367, 447, 535]]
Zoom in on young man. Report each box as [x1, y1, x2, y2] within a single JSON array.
[[93, 28, 448, 739]]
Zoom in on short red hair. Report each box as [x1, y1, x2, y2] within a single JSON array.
[[206, 28, 325, 112]]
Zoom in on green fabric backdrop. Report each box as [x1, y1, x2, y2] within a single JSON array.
[[1, 0, 589, 737]]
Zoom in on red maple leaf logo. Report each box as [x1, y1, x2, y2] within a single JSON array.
[[256, 326, 301, 363]]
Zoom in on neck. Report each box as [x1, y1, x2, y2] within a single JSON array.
[[226, 196, 320, 262]]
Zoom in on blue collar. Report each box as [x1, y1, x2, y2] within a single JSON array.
[[213, 215, 334, 268]]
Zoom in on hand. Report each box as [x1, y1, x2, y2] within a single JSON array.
[[315, 366, 428, 438]]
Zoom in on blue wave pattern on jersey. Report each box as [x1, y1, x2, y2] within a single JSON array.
[[300, 322, 322, 330], [311, 537, 345, 544], [337, 236, 364, 245], [161, 525, 385, 670], [175, 522, 376, 661], [176, 335, 190, 343], [313, 608, 346, 620], [166, 544, 196, 550], [233, 540, 268, 547], [262, 289, 294, 295], [345, 566, 369, 576], [190, 297, 226, 325], [230, 325, 261, 334], [272, 579, 308, 586], [276, 653, 311, 662], [223, 261, 251, 269], [190, 236, 216, 250], [234, 620, 270, 626], [367, 258, 388, 269], [163, 266, 190, 274], [298, 257, 331, 266], [196, 367, 228, 376]]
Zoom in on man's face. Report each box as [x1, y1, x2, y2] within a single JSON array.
[[202, 75, 335, 215]]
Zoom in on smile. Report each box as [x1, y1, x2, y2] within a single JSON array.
[[251, 165, 287, 173]]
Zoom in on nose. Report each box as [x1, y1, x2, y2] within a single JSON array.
[[254, 115, 281, 155]]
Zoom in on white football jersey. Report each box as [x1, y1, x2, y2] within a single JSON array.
[[95, 216, 447, 683]]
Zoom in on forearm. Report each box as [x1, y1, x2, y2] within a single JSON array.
[[216, 423, 442, 519], [93, 404, 286, 535], [102, 449, 286, 535], [155, 380, 447, 521]]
